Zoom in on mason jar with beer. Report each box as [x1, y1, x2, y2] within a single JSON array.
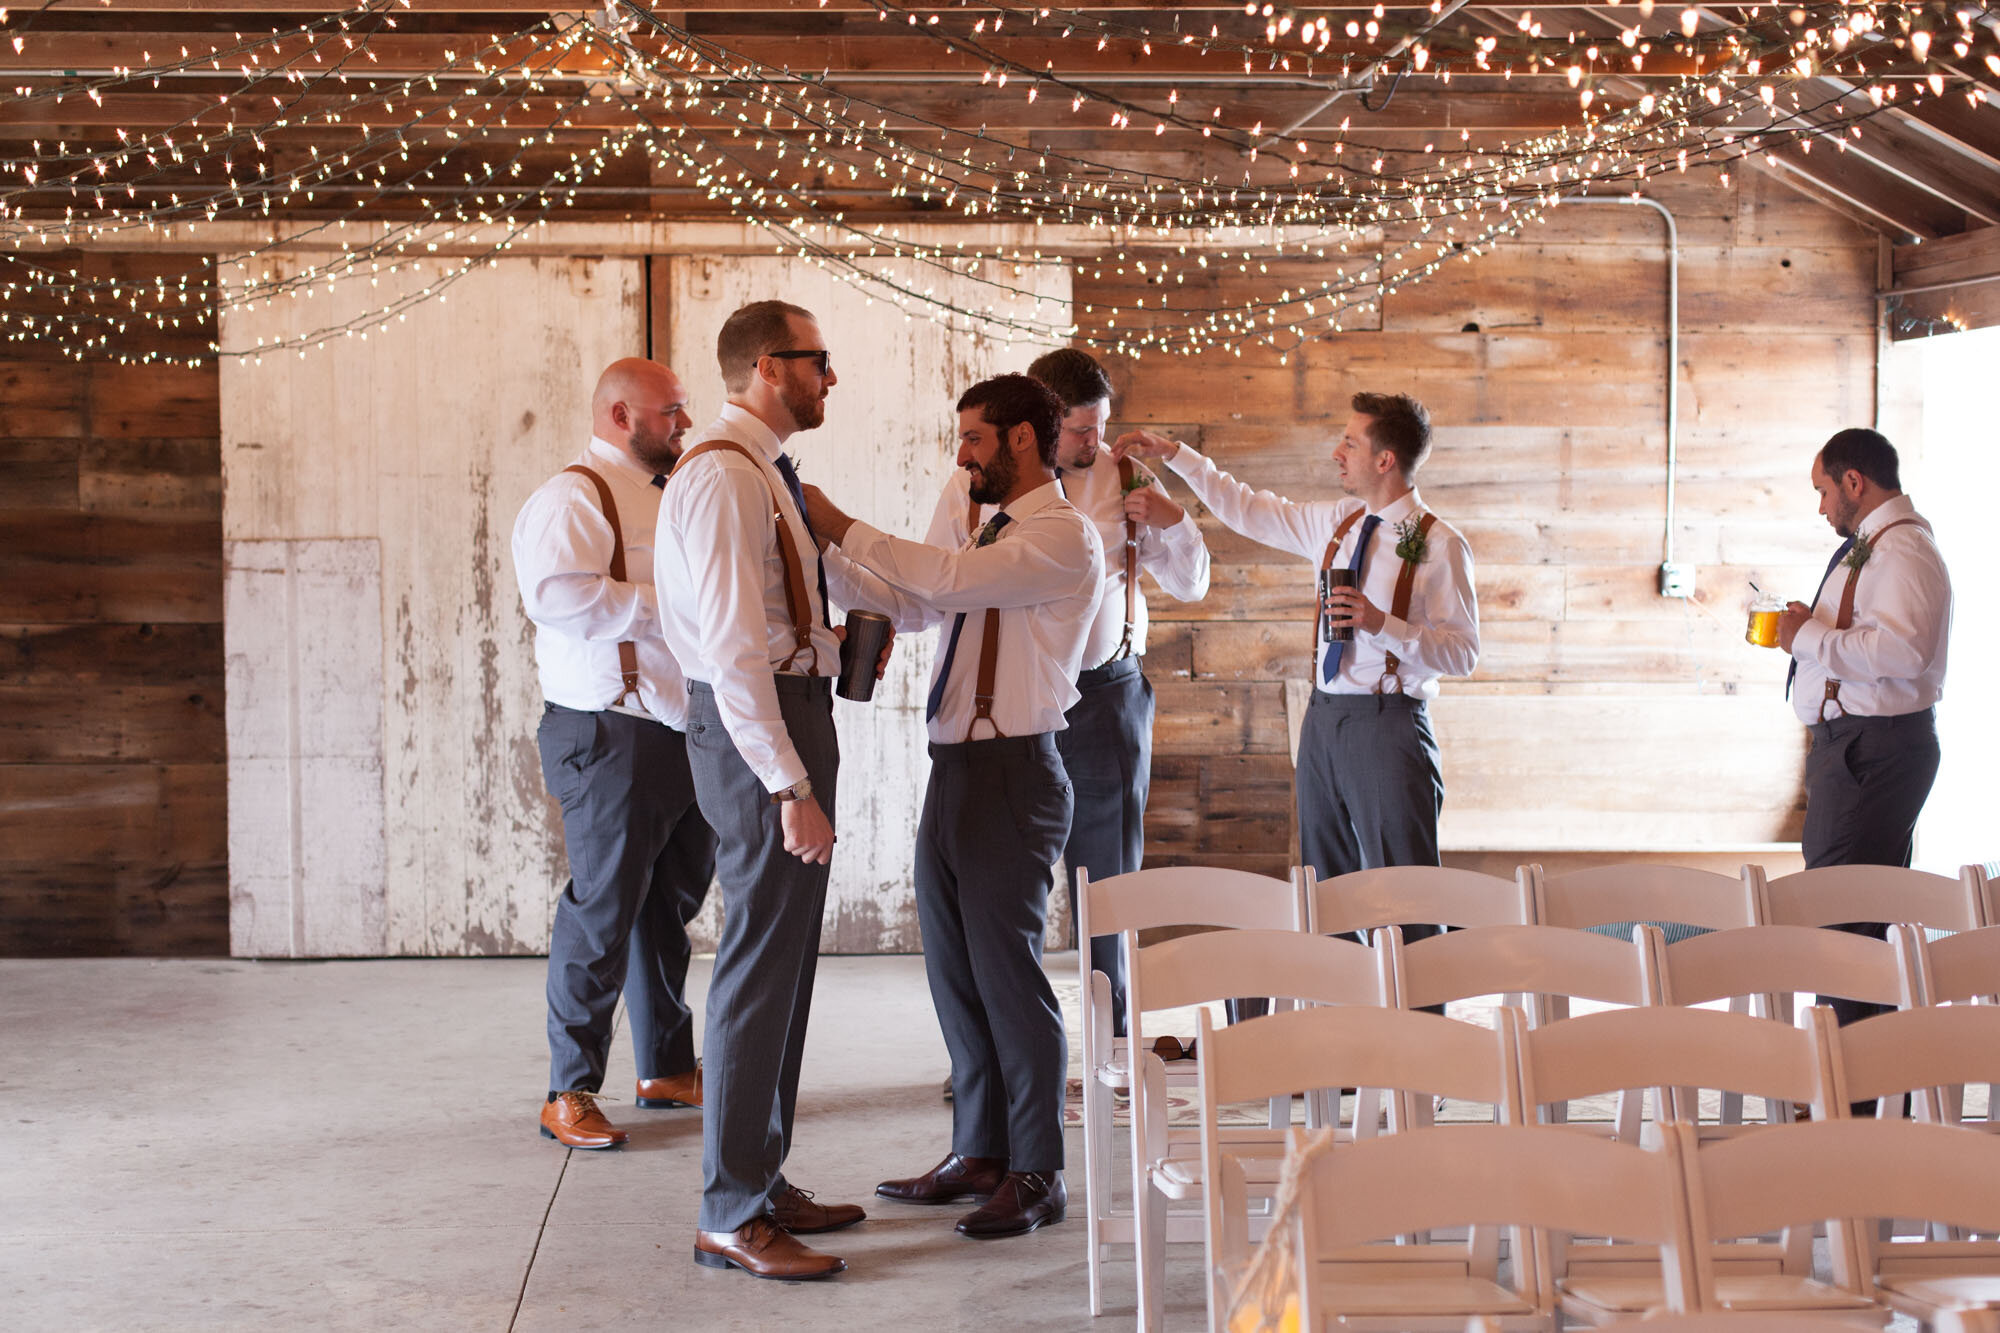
[[1745, 593, 1784, 648]]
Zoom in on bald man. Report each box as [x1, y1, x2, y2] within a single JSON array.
[[512, 357, 718, 1149]]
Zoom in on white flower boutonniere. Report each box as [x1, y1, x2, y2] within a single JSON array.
[[1394, 516, 1430, 565], [1843, 531, 1874, 572]]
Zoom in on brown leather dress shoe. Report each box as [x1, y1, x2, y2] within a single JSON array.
[[694, 1216, 847, 1280], [635, 1065, 702, 1109], [876, 1153, 1009, 1205], [955, 1170, 1067, 1239], [539, 1092, 628, 1149], [770, 1184, 866, 1234]]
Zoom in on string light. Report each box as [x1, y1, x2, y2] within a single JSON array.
[[0, 0, 1992, 364]]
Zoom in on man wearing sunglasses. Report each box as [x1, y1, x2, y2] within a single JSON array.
[[656, 300, 872, 1281]]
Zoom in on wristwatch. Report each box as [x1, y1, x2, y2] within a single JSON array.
[[771, 778, 814, 805]]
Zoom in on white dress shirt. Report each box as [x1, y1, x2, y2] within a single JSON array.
[[1789, 494, 1951, 723], [838, 478, 1104, 743], [512, 435, 688, 728], [943, 455, 1210, 670], [655, 403, 841, 793], [1166, 445, 1480, 700]]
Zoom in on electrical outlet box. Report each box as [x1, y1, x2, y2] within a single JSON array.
[[1659, 562, 1697, 599]]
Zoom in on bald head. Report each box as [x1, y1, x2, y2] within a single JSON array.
[[592, 358, 692, 475]]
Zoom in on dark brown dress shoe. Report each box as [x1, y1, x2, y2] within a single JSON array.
[[539, 1092, 628, 1149], [635, 1065, 702, 1109], [770, 1183, 866, 1233], [955, 1170, 1067, 1239], [876, 1153, 1009, 1205], [694, 1216, 847, 1280]]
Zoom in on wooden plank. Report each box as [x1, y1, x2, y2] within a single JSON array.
[[1151, 679, 1288, 755], [0, 552, 222, 624], [80, 438, 223, 517], [85, 363, 220, 440], [0, 362, 87, 439], [0, 623, 220, 686], [0, 862, 229, 957], [0, 440, 80, 509], [0, 762, 224, 864], [0, 685, 224, 764]]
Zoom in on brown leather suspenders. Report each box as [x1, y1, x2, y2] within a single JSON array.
[[561, 465, 642, 707], [1318, 506, 1437, 694], [1111, 457, 1140, 661], [671, 440, 820, 675], [1818, 516, 1921, 722], [963, 492, 1005, 741]]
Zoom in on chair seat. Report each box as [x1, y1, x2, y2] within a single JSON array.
[[1561, 1274, 1874, 1315], [1879, 1275, 2000, 1309], [1151, 1146, 1287, 1199], [1318, 1275, 1536, 1317]]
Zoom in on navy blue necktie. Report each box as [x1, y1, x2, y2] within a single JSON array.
[[650, 474, 665, 489], [926, 513, 1013, 722], [771, 452, 832, 631], [1322, 513, 1381, 685], [1785, 536, 1854, 699]]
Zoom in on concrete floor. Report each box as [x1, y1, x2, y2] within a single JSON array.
[[0, 952, 1199, 1331]]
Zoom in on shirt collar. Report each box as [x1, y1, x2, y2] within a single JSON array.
[[1000, 478, 1065, 523], [1858, 493, 1915, 539], [585, 435, 654, 482], [715, 402, 784, 462], [1372, 488, 1422, 522]]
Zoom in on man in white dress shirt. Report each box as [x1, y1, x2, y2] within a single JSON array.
[[805, 373, 1103, 1240], [1119, 393, 1479, 980], [656, 301, 869, 1281], [1775, 427, 1952, 1028], [1013, 349, 1210, 1038], [513, 357, 717, 1151]]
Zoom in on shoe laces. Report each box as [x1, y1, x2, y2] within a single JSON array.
[[557, 1090, 620, 1108]]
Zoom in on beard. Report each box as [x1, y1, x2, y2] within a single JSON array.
[[782, 376, 827, 432], [1831, 493, 1861, 539], [627, 418, 683, 475], [1059, 437, 1099, 472], [966, 444, 1018, 506]]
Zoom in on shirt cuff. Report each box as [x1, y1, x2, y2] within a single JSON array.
[[1791, 617, 1828, 664], [760, 756, 809, 795], [1165, 444, 1206, 478], [1371, 612, 1414, 650]]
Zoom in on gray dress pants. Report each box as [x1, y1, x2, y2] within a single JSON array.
[[684, 677, 839, 1233], [918, 733, 1073, 1173], [540, 704, 716, 1095], [1230, 691, 1445, 1024], [1803, 707, 1941, 1029], [1055, 656, 1153, 1037]]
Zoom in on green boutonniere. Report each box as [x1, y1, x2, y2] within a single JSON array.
[[1394, 516, 1430, 565], [1121, 465, 1158, 495], [1843, 532, 1873, 572]]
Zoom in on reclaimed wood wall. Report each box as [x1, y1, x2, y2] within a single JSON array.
[[1091, 173, 1879, 883], [0, 253, 227, 955]]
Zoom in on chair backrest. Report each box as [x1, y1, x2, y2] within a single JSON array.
[[1128, 927, 1384, 1017], [1078, 865, 1305, 940], [1526, 863, 1761, 933], [1518, 1004, 1831, 1119], [1822, 1002, 2000, 1113], [1389, 923, 1656, 1013], [1687, 1119, 2000, 1283], [1755, 863, 1988, 933], [1195, 1003, 1520, 1117], [1655, 924, 1905, 1009], [1308, 865, 1532, 935], [1292, 1122, 1700, 1313], [1914, 923, 2000, 1005]]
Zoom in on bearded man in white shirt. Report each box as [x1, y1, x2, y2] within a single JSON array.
[[1015, 349, 1210, 1039], [656, 301, 874, 1281], [1118, 394, 1479, 980], [1774, 426, 1952, 1028], [512, 357, 717, 1151], [804, 373, 1103, 1241]]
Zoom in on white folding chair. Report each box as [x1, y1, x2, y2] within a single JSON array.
[[1125, 928, 1386, 1331], [1683, 1120, 2000, 1323], [1075, 865, 1306, 1317], [1194, 1003, 1523, 1332], [1308, 865, 1533, 936], [1527, 1005, 1839, 1323], [1278, 1122, 1701, 1332], [1752, 863, 1988, 933], [1906, 923, 2000, 1133], [1385, 923, 1657, 1135]]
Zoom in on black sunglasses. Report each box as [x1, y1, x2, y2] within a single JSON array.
[[764, 349, 832, 375]]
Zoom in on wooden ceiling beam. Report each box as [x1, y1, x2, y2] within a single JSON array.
[[1759, 138, 1966, 240]]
